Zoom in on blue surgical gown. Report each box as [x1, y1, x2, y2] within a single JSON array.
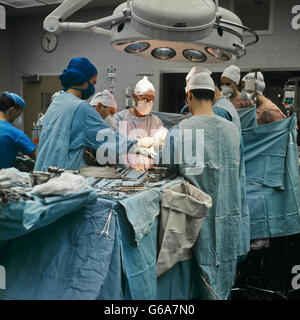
[[160, 114, 242, 300]]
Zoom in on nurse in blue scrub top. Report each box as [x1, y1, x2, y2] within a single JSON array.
[[0, 91, 37, 169]]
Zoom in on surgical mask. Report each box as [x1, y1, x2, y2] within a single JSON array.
[[221, 85, 234, 98], [81, 82, 95, 100], [136, 100, 153, 116], [70, 81, 95, 100], [105, 115, 117, 127]]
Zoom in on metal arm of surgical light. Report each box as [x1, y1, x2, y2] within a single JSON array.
[[44, 0, 130, 36]]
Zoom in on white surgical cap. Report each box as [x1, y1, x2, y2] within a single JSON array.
[[221, 65, 241, 85], [186, 72, 215, 92], [242, 71, 264, 83], [90, 90, 117, 109], [242, 73, 253, 83], [134, 76, 155, 95], [186, 67, 212, 84]]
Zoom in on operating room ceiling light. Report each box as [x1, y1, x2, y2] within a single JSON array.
[[43, 0, 259, 63], [151, 47, 176, 60], [125, 42, 150, 53], [183, 49, 207, 63], [205, 47, 230, 61]]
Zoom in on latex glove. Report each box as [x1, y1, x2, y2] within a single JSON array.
[[153, 128, 168, 152], [137, 137, 154, 148], [136, 146, 157, 159], [255, 79, 265, 95]]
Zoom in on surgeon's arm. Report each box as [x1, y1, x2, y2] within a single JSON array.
[[83, 105, 138, 164], [16, 131, 37, 161], [29, 149, 37, 160]]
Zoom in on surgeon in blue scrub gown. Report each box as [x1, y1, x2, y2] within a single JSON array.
[[160, 72, 242, 300], [34, 58, 148, 171]]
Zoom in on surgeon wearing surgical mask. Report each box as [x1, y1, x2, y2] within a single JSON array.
[[90, 89, 117, 122], [133, 94, 154, 116], [221, 65, 242, 109], [113, 76, 166, 169], [34, 57, 153, 171]]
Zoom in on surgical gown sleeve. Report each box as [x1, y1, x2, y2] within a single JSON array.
[[80, 103, 137, 155]]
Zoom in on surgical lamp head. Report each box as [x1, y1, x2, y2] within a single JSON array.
[[43, 0, 259, 63]]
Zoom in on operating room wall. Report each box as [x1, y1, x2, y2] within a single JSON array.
[[7, 0, 300, 113], [0, 18, 12, 92]]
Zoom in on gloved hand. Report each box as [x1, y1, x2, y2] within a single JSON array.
[[153, 128, 168, 152], [245, 72, 265, 95], [136, 146, 157, 159], [137, 137, 154, 148], [255, 79, 265, 95]]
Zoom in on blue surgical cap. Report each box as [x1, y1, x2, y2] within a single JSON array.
[[3, 91, 26, 109], [59, 57, 98, 88]]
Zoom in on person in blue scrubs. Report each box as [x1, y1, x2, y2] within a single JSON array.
[[160, 72, 242, 300], [0, 91, 37, 169], [34, 57, 151, 171]]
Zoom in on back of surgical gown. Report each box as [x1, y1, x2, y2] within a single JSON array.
[[161, 115, 242, 300]]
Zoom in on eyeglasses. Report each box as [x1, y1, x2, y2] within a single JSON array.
[[138, 97, 154, 103]]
